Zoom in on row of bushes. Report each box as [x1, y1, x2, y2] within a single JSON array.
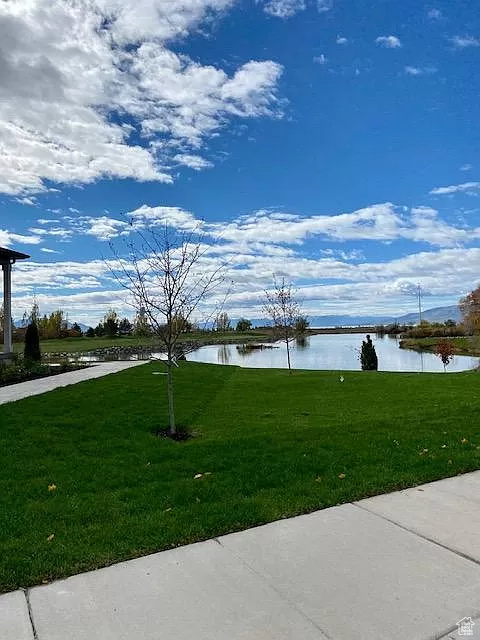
[[0, 359, 75, 387], [400, 326, 466, 339]]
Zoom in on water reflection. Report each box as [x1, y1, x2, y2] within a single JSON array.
[[217, 344, 230, 364], [187, 333, 479, 373], [295, 335, 309, 350]]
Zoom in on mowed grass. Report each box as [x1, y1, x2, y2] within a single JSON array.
[[1, 362, 480, 592], [12, 331, 270, 354]]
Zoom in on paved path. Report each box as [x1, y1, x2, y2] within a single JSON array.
[[2, 471, 480, 640], [0, 361, 148, 405]]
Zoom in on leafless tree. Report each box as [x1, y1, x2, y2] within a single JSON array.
[[110, 224, 226, 436], [263, 277, 302, 372], [214, 311, 231, 332]]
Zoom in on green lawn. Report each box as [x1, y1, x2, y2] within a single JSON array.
[[1, 362, 479, 592]]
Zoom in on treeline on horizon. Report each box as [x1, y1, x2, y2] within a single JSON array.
[[2, 284, 480, 343]]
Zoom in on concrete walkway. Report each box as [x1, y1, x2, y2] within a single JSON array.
[[2, 472, 480, 640], [0, 361, 148, 405]]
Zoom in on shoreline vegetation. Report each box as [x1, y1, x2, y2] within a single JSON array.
[[399, 336, 480, 357], [9, 327, 480, 360]]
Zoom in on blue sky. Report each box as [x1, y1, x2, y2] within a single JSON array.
[[1, 0, 480, 324]]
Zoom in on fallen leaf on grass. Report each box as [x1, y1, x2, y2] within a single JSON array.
[[461, 438, 469, 444], [315, 476, 322, 483], [46, 534, 55, 542], [194, 474, 203, 479], [48, 484, 57, 492], [338, 473, 346, 479]]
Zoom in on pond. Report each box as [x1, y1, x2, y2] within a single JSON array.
[[186, 333, 479, 373]]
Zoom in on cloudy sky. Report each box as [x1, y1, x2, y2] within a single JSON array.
[[2, 0, 480, 325]]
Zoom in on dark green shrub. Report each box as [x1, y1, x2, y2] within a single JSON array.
[[24, 323, 41, 362], [236, 318, 252, 332], [360, 334, 378, 371]]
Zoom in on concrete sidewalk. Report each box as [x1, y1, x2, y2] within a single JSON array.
[[0, 360, 148, 405], [2, 472, 480, 640]]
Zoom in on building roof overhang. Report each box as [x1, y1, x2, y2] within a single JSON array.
[[0, 247, 30, 264]]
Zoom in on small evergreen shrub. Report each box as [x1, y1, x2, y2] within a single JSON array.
[[24, 323, 41, 362], [360, 334, 378, 371]]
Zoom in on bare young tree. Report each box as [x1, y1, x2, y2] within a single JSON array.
[[263, 277, 302, 373], [111, 224, 225, 436], [214, 311, 231, 332]]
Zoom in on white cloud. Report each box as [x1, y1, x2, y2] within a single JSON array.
[[376, 36, 402, 49], [81, 217, 130, 242], [460, 164, 473, 172], [261, 0, 306, 18], [95, 0, 235, 44], [10, 199, 480, 322], [28, 226, 73, 239], [40, 248, 61, 254], [313, 54, 327, 65], [336, 36, 348, 45], [174, 154, 213, 170], [14, 196, 37, 206], [427, 8, 442, 20], [208, 202, 475, 248], [258, 0, 330, 18], [129, 205, 200, 231], [450, 35, 480, 49], [26, 200, 478, 251], [405, 66, 437, 76], [430, 182, 480, 196], [0, 230, 41, 246], [317, 0, 332, 13], [0, 0, 283, 196]]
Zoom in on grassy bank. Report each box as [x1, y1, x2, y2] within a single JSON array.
[[1, 362, 479, 592], [11, 330, 271, 355], [400, 335, 480, 357]]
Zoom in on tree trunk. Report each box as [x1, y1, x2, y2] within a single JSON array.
[[286, 336, 292, 373], [167, 360, 176, 435]]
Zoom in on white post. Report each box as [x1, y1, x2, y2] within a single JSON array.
[[2, 261, 12, 355]]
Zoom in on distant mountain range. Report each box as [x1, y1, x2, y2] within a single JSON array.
[[14, 320, 92, 331], [249, 305, 462, 328], [306, 305, 462, 328]]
